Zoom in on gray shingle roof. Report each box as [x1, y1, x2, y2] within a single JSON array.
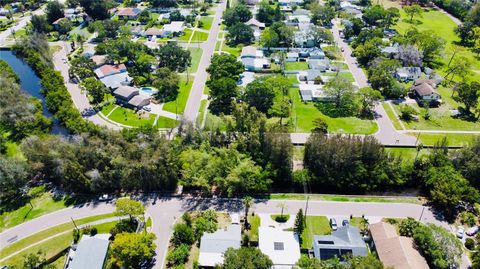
[[69, 234, 110, 269]]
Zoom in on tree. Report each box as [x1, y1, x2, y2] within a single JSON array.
[[80, 77, 107, 105], [308, 26, 333, 47], [398, 217, 420, 237], [294, 209, 305, 237], [396, 44, 423, 67], [18, 252, 55, 269], [354, 38, 383, 66], [0, 156, 29, 210], [156, 43, 191, 72], [137, 10, 151, 24], [30, 15, 51, 33], [115, 198, 145, 221], [277, 202, 287, 217], [310, 3, 335, 26], [207, 54, 244, 81], [256, 0, 282, 24], [358, 87, 382, 115], [57, 18, 73, 35], [223, 4, 252, 26], [207, 77, 239, 115], [243, 196, 253, 228], [362, 5, 388, 26], [385, 7, 400, 28], [404, 4, 423, 23], [70, 56, 95, 79], [296, 255, 322, 269], [367, 57, 402, 97], [444, 56, 472, 83], [260, 27, 279, 49], [244, 78, 276, 113], [454, 82, 480, 115], [148, 0, 177, 7], [46, 0, 64, 24], [153, 67, 180, 102], [222, 247, 273, 269], [323, 75, 359, 116], [79, 0, 110, 20], [110, 232, 156, 268], [226, 23, 254, 46], [172, 223, 195, 246], [311, 118, 328, 133]]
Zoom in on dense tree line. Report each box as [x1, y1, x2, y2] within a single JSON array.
[[433, 0, 472, 20]]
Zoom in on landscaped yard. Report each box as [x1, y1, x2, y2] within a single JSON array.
[[187, 47, 203, 73], [190, 30, 209, 43], [301, 216, 331, 249], [219, 43, 242, 57], [246, 214, 261, 242], [107, 106, 156, 127], [163, 75, 194, 114], [285, 61, 309, 71], [177, 28, 194, 42], [289, 88, 378, 134], [0, 186, 69, 232], [385, 147, 429, 161], [154, 116, 178, 129]]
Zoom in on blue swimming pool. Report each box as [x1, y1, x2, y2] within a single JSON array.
[[140, 87, 158, 96]]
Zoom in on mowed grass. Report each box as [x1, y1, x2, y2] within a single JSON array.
[[107, 106, 155, 127], [163, 75, 194, 114], [289, 88, 378, 134], [285, 61, 309, 71], [154, 116, 178, 128], [1, 213, 116, 259], [394, 8, 480, 80], [190, 30, 209, 43], [269, 193, 421, 204], [246, 214, 260, 242], [382, 102, 403, 130], [187, 47, 203, 73], [410, 133, 480, 146], [0, 187, 68, 232], [385, 147, 429, 161], [177, 28, 194, 42], [199, 16, 213, 30], [197, 99, 208, 126], [220, 43, 242, 57], [301, 216, 331, 249], [2, 220, 119, 268]]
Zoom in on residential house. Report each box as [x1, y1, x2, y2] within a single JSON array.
[[94, 64, 127, 79], [130, 25, 144, 37], [381, 45, 399, 57], [113, 86, 139, 103], [299, 69, 323, 83], [91, 55, 107, 67], [198, 224, 241, 267], [286, 52, 299, 62], [293, 8, 310, 16], [299, 83, 331, 101], [100, 72, 133, 89], [117, 7, 142, 20], [64, 7, 82, 19], [370, 222, 429, 269], [313, 226, 368, 261], [259, 227, 301, 268], [241, 46, 264, 58], [127, 95, 150, 109], [144, 27, 163, 38], [245, 0, 259, 5], [162, 21, 185, 37], [395, 67, 421, 82], [309, 59, 330, 71], [279, 0, 304, 8], [65, 234, 110, 269], [245, 17, 265, 41], [238, 72, 255, 87], [240, 46, 270, 72], [52, 18, 63, 31], [410, 79, 442, 105]]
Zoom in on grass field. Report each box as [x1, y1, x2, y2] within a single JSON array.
[[197, 99, 208, 126], [177, 28, 193, 42], [190, 30, 209, 43], [411, 132, 480, 146], [285, 61, 309, 71], [385, 147, 429, 161], [199, 16, 213, 30], [187, 47, 203, 73], [301, 216, 331, 249], [0, 186, 68, 232], [269, 193, 421, 204], [220, 43, 243, 57], [204, 113, 228, 131], [289, 88, 378, 134], [163, 76, 194, 114], [107, 106, 156, 127]]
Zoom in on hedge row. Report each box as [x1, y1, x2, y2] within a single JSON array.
[[12, 46, 100, 134]]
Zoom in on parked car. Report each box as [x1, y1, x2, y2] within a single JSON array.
[[342, 220, 349, 226], [467, 226, 479, 236], [456, 226, 465, 239], [143, 106, 151, 112], [98, 194, 111, 201], [330, 218, 338, 231]]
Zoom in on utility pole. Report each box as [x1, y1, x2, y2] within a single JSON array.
[[418, 206, 425, 222], [71, 217, 79, 231], [304, 196, 310, 219]]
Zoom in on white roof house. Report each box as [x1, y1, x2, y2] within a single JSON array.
[[198, 224, 241, 267], [299, 84, 331, 102], [162, 21, 185, 36], [240, 46, 264, 58], [259, 227, 301, 268]]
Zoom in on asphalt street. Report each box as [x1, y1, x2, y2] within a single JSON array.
[[1, 197, 445, 268]]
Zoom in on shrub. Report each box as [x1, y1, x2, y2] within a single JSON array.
[[466, 238, 475, 250], [460, 211, 477, 227], [167, 244, 190, 265], [400, 105, 418, 121], [399, 217, 420, 237], [110, 219, 137, 237], [271, 214, 289, 223], [172, 223, 194, 246]]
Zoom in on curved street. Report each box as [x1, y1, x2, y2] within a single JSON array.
[[0, 197, 445, 269]]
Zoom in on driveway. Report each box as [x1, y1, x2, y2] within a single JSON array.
[[1, 197, 446, 269], [182, 1, 227, 124]]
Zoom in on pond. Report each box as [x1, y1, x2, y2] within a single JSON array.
[[0, 49, 68, 135]]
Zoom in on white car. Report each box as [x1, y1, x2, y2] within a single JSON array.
[[456, 226, 465, 239], [467, 226, 479, 236], [143, 106, 151, 112]]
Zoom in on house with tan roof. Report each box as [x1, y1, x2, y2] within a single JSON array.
[[370, 222, 429, 269], [410, 79, 442, 105]]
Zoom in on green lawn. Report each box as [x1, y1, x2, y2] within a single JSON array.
[[187, 47, 203, 73], [177, 28, 193, 42], [197, 99, 208, 126], [190, 30, 209, 43], [301, 216, 331, 249], [323, 71, 355, 83], [0, 186, 69, 232], [247, 215, 260, 242], [385, 147, 429, 162], [285, 61, 309, 71], [204, 113, 228, 131], [382, 102, 403, 130], [411, 133, 480, 146], [100, 102, 117, 116], [391, 102, 480, 131], [199, 16, 213, 30], [2, 220, 119, 268], [154, 116, 178, 128], [163, 76, 194, 114], [394, 8, 480, 80], [269, 193, 421, 204], [107, 106, 156, 127], [0, 214, 116, 259], [289, 88, 378, 134], [220, 43, 243, 57]]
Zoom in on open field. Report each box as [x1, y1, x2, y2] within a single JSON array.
[[411, 132, 479, 146], [289, 88, 378, 134]]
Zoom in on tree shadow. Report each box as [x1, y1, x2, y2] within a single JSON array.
[[452, 107, 479, 122], [314, 102, 356, 118]]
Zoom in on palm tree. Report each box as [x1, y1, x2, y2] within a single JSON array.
[[277, 202, 287, 217], [360, 217, 369, 235], [75, 34, 86, 51], [243, 196, 253, 228]]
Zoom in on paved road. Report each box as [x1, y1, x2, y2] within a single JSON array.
[[183, 1, 226, 124], [52, 41, 122, 130], [330, 20, 418, 146], [1, 197, 445, 268], [0, 8, 45, 48]]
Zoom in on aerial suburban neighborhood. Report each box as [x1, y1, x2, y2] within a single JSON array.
[[0, 0, 479, 268]]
